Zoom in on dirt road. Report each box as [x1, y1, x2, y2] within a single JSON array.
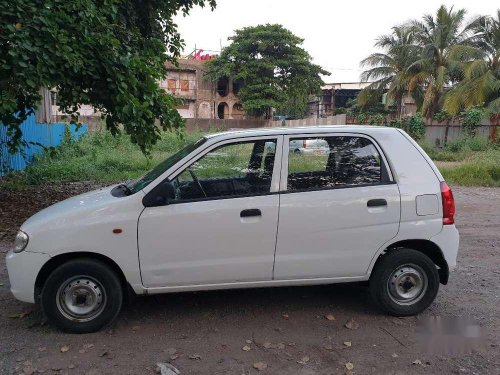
[[0, 185, 499, 374]]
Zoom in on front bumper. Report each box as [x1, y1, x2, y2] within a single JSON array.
[[6, 250, 51, 303], [430, 224, 460, 271]]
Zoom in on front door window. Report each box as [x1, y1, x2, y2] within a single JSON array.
[[172, 139, 277, 201]]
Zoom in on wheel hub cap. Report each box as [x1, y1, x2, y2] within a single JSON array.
[[387, 265, 428, 305], [56, 277, 106, 322]]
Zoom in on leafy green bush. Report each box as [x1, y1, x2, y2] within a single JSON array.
[[368, 113, 385, 125], [433, 110, 451, 123], [461, 106, 486, 137], [387, 114, 425, 140], [388, 119, 403, 128], [356, 113, 368, 124], [407, 113, 426, 140]]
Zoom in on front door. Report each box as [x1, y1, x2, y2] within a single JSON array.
[[138, 136, 282, 288], [274, 134, 401, 280]]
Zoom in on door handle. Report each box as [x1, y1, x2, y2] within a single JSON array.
[[367, 199, 387, 207], [240, 209, 262, 218]]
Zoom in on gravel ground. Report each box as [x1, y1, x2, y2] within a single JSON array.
[[0, 184, 499, 375]]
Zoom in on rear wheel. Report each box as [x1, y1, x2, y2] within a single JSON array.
[[370, 248, 439, 316], [41, 258, 123, 333]]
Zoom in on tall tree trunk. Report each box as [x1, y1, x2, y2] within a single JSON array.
[[396, 93, 403, 119]]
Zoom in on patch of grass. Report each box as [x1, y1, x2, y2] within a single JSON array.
[[419, 136, 497, 162], [419, 136, 499, 187], [3, 129, 206, 186], [439, 149, 500, 187]]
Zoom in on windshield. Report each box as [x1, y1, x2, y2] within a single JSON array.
[[128, 137, 207, 193]]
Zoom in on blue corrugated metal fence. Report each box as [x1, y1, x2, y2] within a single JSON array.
[[0, 113, 88, 176]]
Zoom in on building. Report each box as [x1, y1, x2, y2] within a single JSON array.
[[307, 82, 417, 118], [48, 56, 248, 124], [160, 58, 246, 120], [307, 82, 372, 118]]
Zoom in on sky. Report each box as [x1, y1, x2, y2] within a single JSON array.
[[175, 0, 498, 83]]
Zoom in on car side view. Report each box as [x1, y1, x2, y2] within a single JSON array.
[[6, 126, 459, 333]]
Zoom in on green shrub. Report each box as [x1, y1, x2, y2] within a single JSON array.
[[368, 113, 385, 126], [433, 110, 451, 123], [461, 106, 485, 137], [407, 113, 426, 140], [388, 119, 403, 128], [388, 114, 426, 140], [356, 113, 368, 124]]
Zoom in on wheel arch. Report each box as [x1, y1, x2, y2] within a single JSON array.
[[371, 239, 449, 285], [34, 252, 135, 303]]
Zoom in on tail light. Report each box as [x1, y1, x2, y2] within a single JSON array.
[[440, 182, 455, 225], [303, 139, 307, 149]]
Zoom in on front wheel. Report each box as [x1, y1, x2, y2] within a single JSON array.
[[370, 248, 440, 316], [41, 258, 123, 333]]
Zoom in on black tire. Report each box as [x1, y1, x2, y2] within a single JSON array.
[[370, 248, 439, 316], [41, 258, 123, 333]]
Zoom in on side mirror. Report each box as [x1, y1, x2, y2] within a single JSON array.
[[142, 180, 176, 207]]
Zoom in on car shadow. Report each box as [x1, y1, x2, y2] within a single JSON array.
[[119, 282, 380, 326], [10, 282, 383, 333]]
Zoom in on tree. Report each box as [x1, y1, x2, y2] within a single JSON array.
[[443, 11, 500, 115], [359, 26, 420, 118], [205, 24, 329, 119], [407, 5, 471, 118], [0, 0, 216, 154]]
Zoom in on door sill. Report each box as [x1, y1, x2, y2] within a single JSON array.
[[140, 275, 369, 295]]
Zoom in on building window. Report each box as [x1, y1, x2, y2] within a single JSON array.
[[217, 102, 229, 119], [217, 78, 229, 97], [180, 80, 189, 92], [167, 79, 177, 92]]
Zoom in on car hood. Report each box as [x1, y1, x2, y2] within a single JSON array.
[[21, 185, 119, 233]]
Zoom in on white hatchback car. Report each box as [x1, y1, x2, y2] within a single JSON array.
[[7, 126, 459, 333]]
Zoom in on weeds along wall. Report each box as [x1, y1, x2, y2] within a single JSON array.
[[0, 113, 88, 175]]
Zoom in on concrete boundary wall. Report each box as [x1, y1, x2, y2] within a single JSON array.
[[184, 115, 349, 132], [82, 114, 498, 145]]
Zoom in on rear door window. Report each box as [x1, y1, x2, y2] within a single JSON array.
[[287, 136, 383, 191]]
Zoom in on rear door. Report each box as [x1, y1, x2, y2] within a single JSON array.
[[274, 133, 400, 280]]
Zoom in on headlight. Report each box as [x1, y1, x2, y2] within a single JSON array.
[[14, 231, 29, 253]]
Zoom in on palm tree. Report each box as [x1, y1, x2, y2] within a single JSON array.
[[359, 26, 418, 118], [407, 5, 472, 118], [443, 11, 500, 115]]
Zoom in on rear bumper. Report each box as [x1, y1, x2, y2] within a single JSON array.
[[6, 250, 51, 303], [431, 225, 460, 271]]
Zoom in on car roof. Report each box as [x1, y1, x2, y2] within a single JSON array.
[[204, 125, 398, 140]]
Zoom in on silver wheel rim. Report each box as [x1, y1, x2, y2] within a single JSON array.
[[387, 264, 428, 305], [56, 276, 106, 322]]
